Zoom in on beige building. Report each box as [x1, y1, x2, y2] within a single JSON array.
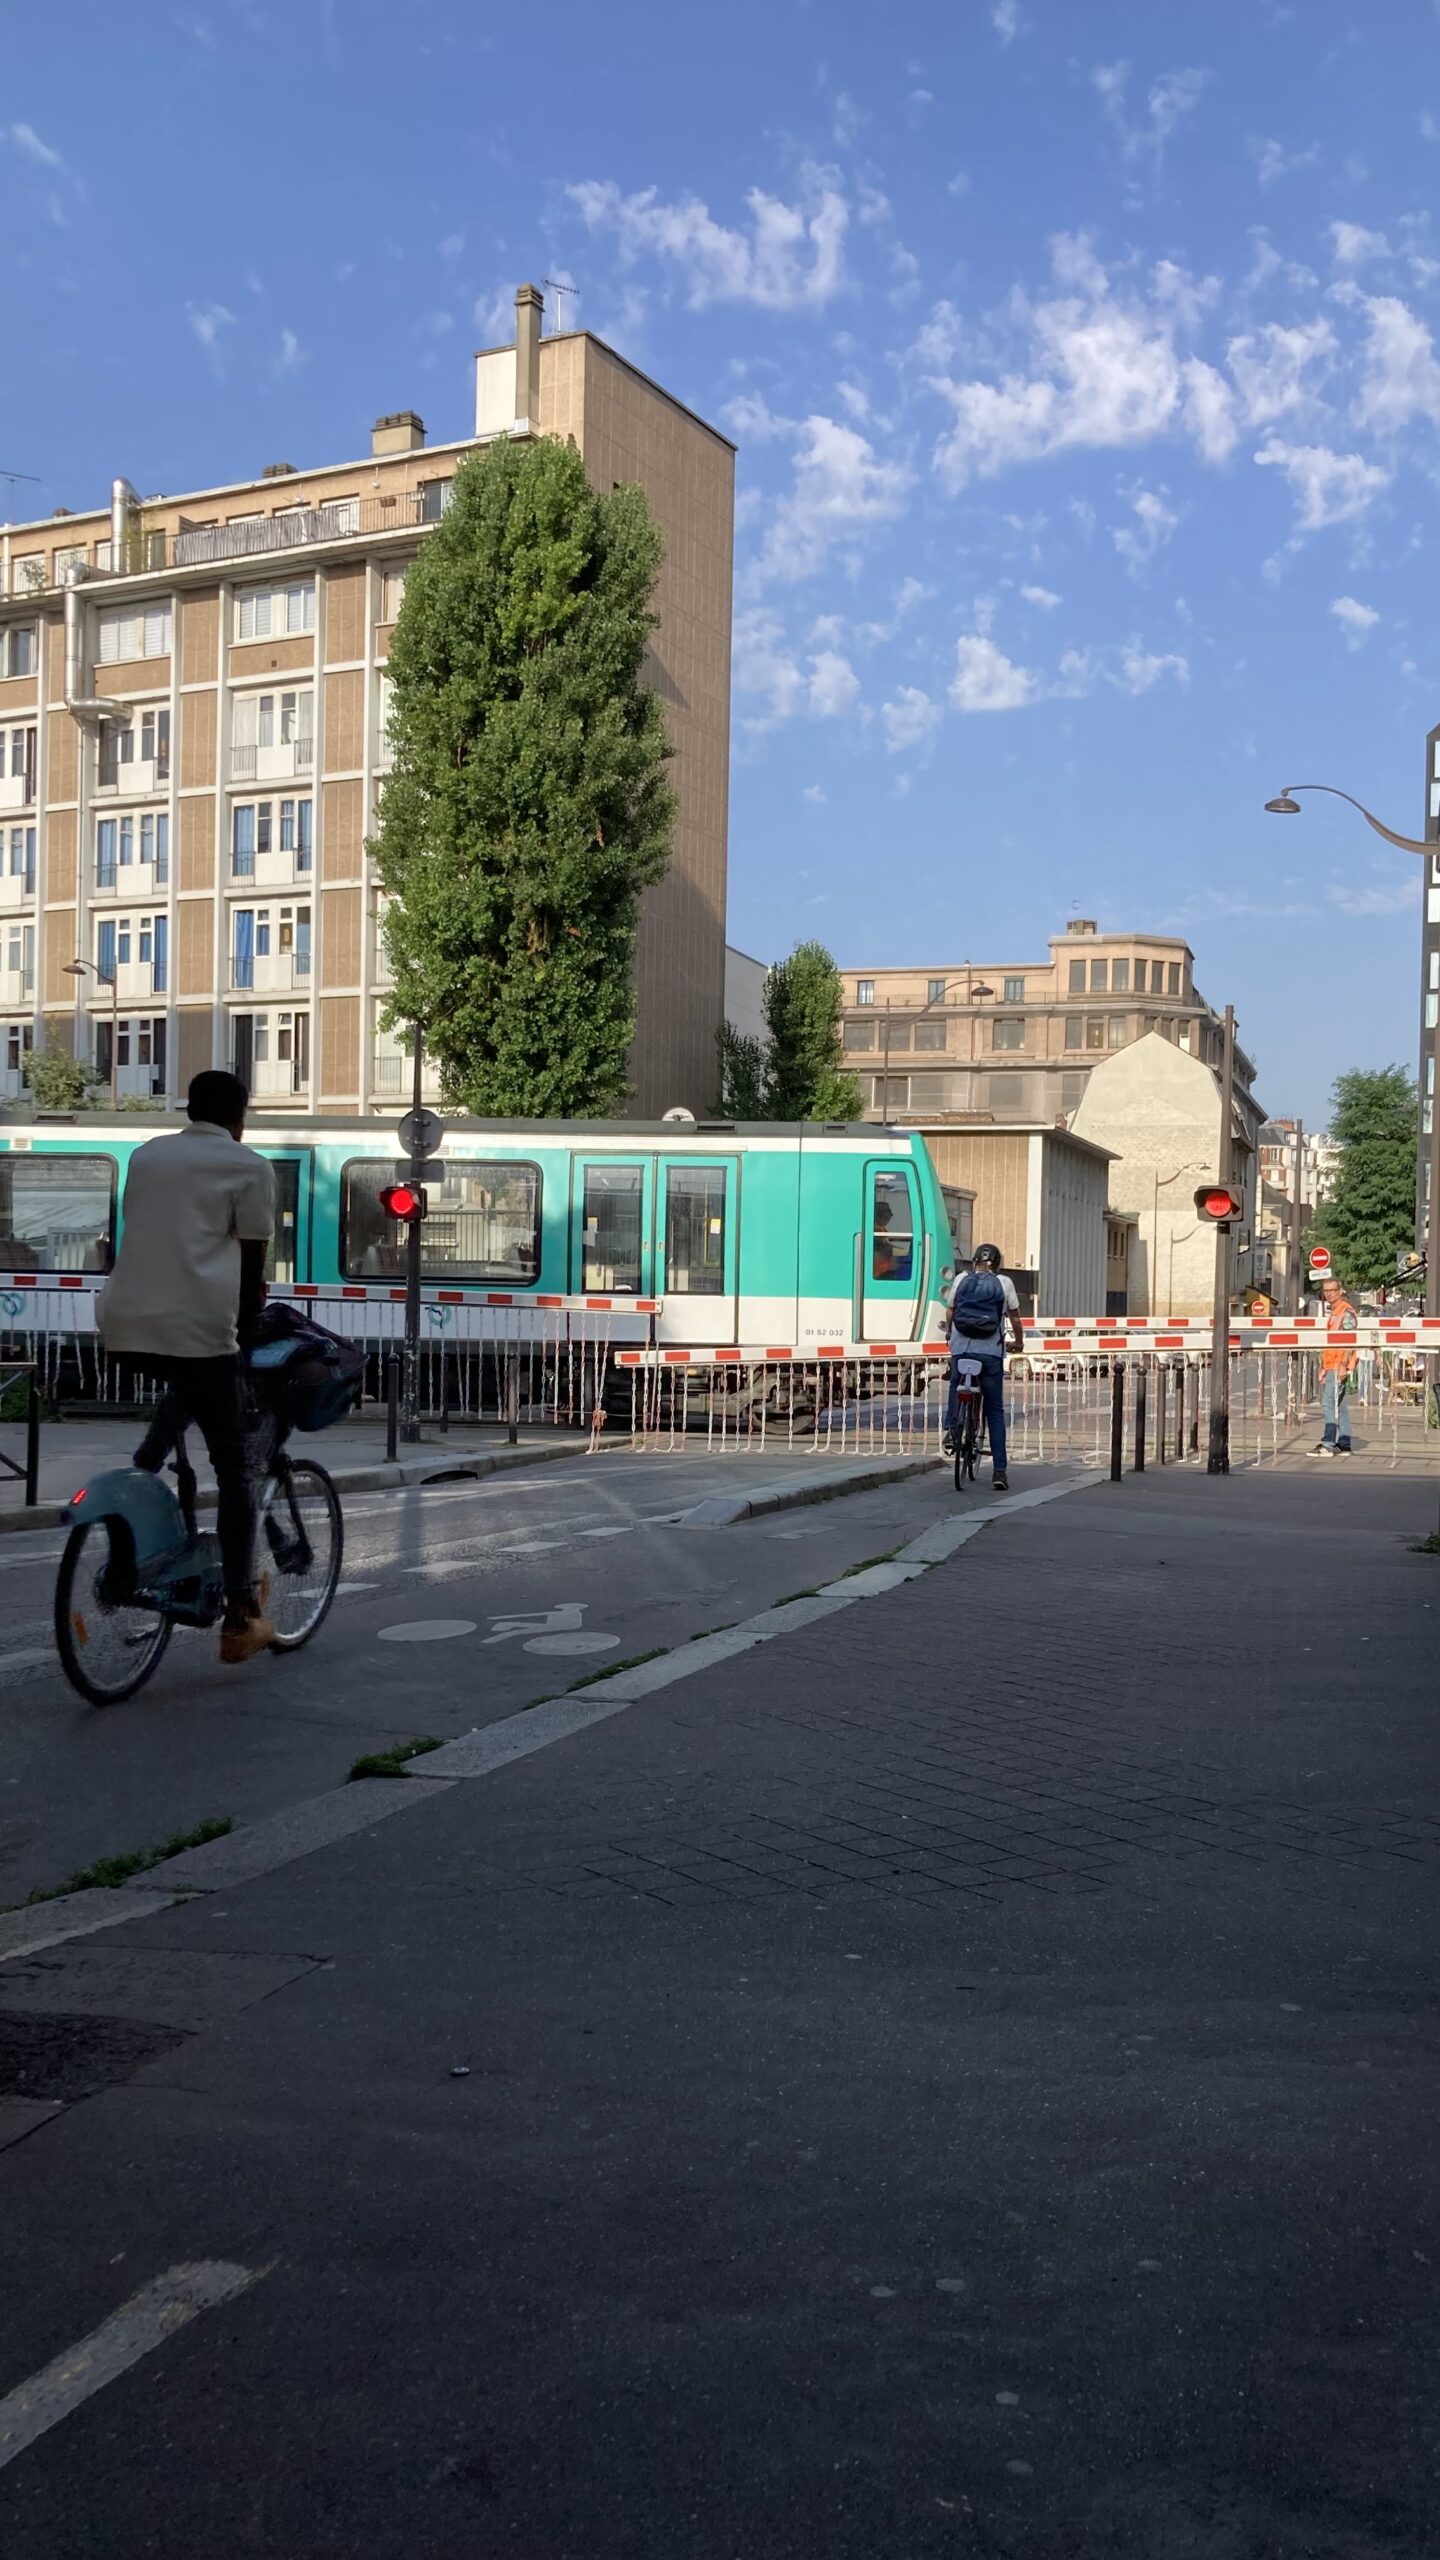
[[0, 285, 733, 1117], [1070, 1032, 1262, 1319], [921, 1122, 1114, 1316], [839, 918, 1257, 1130]]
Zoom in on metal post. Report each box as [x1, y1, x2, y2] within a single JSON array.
[[385, 1351, 399, 1463], [1290, 1118, 1305, 1316], [880, 1000, 891, 1120], [1429, 1002, 1440, 1322], [400, 1022, 424, 1445], [1133, 1360, 1147, 1473], [1109, 1359, 1125, 1481], [505, 1344, 520, 1446], [1157, 1360, 1168, 1463], [24, 1368, 40, 1507], [1207, 1003, 1237, 1474], [109, 975, 118, 1110]]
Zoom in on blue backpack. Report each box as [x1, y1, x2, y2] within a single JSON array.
[[949, 1270, 1005, 1340]]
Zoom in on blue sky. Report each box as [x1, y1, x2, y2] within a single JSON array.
[[5, 0, 1440, 1121]]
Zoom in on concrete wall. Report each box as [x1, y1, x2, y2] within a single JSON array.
[[723, 946, 768, 1048], [1032, 1135, 1109, 1316], [1070, 1032, 1253, 1317]]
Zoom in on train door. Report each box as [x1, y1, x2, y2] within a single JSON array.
[[654, 1155, 739, 1344], [572, 1157, 655, 1298], [857, 1160, 926, 1342], [257, 1150, 310, 1285]]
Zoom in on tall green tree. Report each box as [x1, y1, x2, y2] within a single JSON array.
[[1306, 1066, 1417, 1289], [370, 439, 676, 1115], [715, 1020, 767, 1118], [762, 941, 863, 1120]]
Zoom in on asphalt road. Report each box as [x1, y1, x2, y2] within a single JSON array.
[[0, 1445, 1015, 1905]]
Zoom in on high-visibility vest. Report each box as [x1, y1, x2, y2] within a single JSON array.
[[1321, 1297, 1358, 1371]]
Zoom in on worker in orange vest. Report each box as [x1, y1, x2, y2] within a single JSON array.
[[1311, 1273, 1358, 1455]]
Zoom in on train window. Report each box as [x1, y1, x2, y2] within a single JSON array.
[[265, 1159, 299, 1285], [581, 1164, 643, 1293], [871, 1170, 914, 1283], [0, 1154, 116, 1272], [341, 1158, 540, 1282], [665, 1164, 726, 1296]]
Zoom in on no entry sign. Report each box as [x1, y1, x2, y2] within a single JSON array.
[[1308, 1245, 1332, 1273]]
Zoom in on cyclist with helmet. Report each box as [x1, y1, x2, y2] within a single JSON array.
[[943, 1243, 1023, 1490]]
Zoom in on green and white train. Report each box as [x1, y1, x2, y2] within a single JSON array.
[[0, 1116, 969, 1353]]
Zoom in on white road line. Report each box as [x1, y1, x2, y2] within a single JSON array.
[[0, 2261, 267, 2472]]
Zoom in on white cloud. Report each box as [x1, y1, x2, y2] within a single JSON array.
[[950, 633, 1037, 712], [754, 414, 910, 583], [273, 327, 307, 376], [186, 300, 236, 371], [416, 311, 454, 338], [439, 232, 465, 260], [1421, 110, 1440, 143], [723, 390, 785, 442], [1249, 135, 1320, 187], [1021, 583, 1062, 607], [1254, 438, 1390, 531], [732, 609, 862, 727], [1329, 594, 1380, 647], [992, 0, 1021, 42], [1327, 871, 1419, 916], [807, 650, 861, 717], [802, 783, 827, 806], [931, 237, 1236, 489], [1092, 62, 1210, 169], [857, 575, 932, 643], [1113, 487, 1179, 573], [1330, 220, 1390, 269], [1350, 292, 1440, 432], [7, 121, 65, 169], [913, 301, 963, 369], [568, 171, 848, 310], [1117, 642, 1189, 693], [881, 686, 942, 751], [473, 286, 514, 342], [1226, 318, 1335, 424]]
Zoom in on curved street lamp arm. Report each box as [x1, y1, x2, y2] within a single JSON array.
[[1282, 783, 1432, 857]]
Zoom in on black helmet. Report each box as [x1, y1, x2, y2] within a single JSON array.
[[973, 1242, 1003, 1270]]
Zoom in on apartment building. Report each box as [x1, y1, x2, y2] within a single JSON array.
[[839, 918, 1258, 1128], [0, 285, 734, 1117]]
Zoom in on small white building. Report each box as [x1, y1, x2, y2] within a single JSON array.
[[1070, 1032, 1262, 1318], [723, 946, 769, 1048]]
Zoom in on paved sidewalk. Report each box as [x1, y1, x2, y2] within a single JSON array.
[[0, 1462, 1435, 2557]]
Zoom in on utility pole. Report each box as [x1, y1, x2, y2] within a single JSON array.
[[879, 999, 892, 1119], [1206, 1003, 1237, 1474], [400, 1021, 425, 1444], [1290, 1118, 1305, 1316]]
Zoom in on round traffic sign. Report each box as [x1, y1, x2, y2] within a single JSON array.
[[398, 1106, 444, 1159], [1308, 1245, 1332, 1272]]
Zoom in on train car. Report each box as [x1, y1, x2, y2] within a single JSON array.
[[0, 1114, 957, 1358]]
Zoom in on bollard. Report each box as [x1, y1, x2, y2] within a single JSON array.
[[385, 1352, 399, 1464], [1110, 1358, 1125, 1481], [1133, 1360, 1148, 1474], [506, 1344, 520, 1447], [1157, 1359, 1168, 1464], [25, 1368, 40, 1508]]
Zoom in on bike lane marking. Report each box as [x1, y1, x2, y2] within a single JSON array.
[[0, 2261, 269, 2473]]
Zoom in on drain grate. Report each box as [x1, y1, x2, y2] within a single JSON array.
[[0, 2010, 191, 2103]]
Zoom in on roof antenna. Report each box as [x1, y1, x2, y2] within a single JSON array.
[[0, 466, 41, 520], [542, 278, 578, 334]]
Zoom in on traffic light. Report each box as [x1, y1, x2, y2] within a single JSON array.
[[1194, 1183, 1244, 1228], [378, 1181, 427, 1223]]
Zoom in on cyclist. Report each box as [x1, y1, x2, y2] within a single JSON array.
[[942, 1242, 1023, 1491], [98, 1069, 277, 1663]]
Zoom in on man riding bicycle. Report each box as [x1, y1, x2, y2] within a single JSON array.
[[98, 1069, 277, 1663], [942, 1242, 1023, 1492]]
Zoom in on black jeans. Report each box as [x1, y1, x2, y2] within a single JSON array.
[[133, 1354, 257, 1618]]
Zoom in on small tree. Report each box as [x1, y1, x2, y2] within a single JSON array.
[[22, 1042, 103, 1111], [1306, 1066, 1417, 1289], [370, 437, 676, 1116], [715, 1020, 767, 1118], [762, 941, 862, 1120]]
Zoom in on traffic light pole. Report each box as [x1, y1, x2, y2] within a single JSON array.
[[1206, 1004, 1237, 1475], [400, 1022, 424, 1445], [1290, 1117, 1305, 1316]]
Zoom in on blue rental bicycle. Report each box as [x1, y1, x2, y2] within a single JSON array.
[[55, 1407, 343, 1706]]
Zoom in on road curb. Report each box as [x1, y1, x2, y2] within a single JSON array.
[[680, 1451, 944, 1525]]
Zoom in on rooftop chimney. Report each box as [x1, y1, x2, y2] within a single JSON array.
[[372, 410, 426, 457], [262, 462, 297, 479], [1065, 917, 1098, 936], [514, 282, 543, 434]]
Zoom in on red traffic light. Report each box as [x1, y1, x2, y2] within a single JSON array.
[[378, 1182, 427, 1222], [1194, 1184, 1243, 1224]]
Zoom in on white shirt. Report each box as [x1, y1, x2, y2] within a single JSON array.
[[947, 1270, 1020, 1360], [100, 1122, 275, 1360]]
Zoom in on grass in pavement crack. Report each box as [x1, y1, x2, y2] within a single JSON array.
[[836, 1547, 902, 1578], [24, 1817, 234, 1905], [1409, 1531, 1440, 1554], [568, 1648, 667, 1691], [349, 1736, 444, 1780]]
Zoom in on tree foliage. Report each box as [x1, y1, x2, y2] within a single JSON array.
[[22, 1043, 103, 1111], [1305, 1066, 1417, 1289], [715, 1020, 767, 1118], [370, 438, 676, 1115], [762, 942, 863, 1121]]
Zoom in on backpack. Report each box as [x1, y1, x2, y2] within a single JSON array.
[[248, 1302, 366, 1433], [949, 1270, 1006, 1340]]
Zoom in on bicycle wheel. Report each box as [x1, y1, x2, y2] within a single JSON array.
[[961, 1396, 981, 1484], [54, 1521, 173, 1705], [258, 1459, 343, 1650]]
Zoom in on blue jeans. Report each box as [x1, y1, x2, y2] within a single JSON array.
[[947, 1352, 1007, 1475], [1321, 1372, 1352, 1448]]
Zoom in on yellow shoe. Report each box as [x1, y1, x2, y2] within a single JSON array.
[[220, 1615, 276, 1665]]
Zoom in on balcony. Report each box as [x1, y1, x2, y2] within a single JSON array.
[[229, 951, 311, 996], [229, 738, 314, 786], [0, 868, 36, 912], [0, 967, 35, 1009], [95, 756, 168, 799], [4, 486, 447, 603], [0, 768, 36, 814], [91, 961, 164, 1005], [371, 1047, 442, 1101], [228, 846, 313, 893], [94, 860, 168, 902]]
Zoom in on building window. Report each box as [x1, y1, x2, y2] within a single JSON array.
[[913, 1017, 946, 1051], [2, 626, 36, 678], [418, 479, 454, 523], [926, 977, 946, 1004], [1167, 961, 1182, 995], [4, 1022, 34, 1072], [1063, 1016, 1083, 1050], [1107, 1015, 1127, 1047], [8, 827, 35, 890], [140, 709, 170, 775], [139, 812, 169, 882], [907, 1072, 953, 1112], [96, 604, 172, 664], [1134, 959, 1147, 993], [233, 581, 316, 641], [343, 1156, 540, 1283], [1068, 958, 1086, 993], [989, 1073, 1025, 1113], [856, 979, 874, 1006], [1090, 958, 1108, 992], [1061, 1072, 1085, 1112], [871, 1170, 914, 1281], [1110, 958, 1129, 993], [380, 566, 409, 622], [1086, 1017, 1105, 1051], [0, 1154, 115, 1272], [0, 726, 36, 793], [844, 1020, 875, 1050], [886, 1022, 912, 1052], [1002, 975, 1025, 1003], [665, 1163, 727, 1296], [991, 1017, 1024, 1052]]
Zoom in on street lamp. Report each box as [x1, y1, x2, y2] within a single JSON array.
[[64, 957, 118, 1108], [1265, 783, 1440, 1319], [876, 969, 995, 1119]]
